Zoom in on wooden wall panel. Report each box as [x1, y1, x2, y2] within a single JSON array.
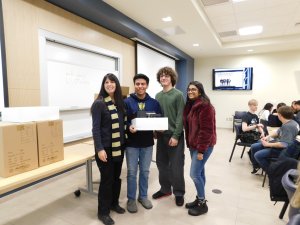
[[2, 0, 135, 106], [9, 89, 40, 106]]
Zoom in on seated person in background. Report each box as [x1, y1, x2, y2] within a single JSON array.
[[258, 103, 273, 122], [252, 106, 299, 173], [268, 102, 286, 127], [292, 100, 300, 126], [242, 99, 264, 136], [259, 103, 273, 135], [291, 100, 297, 113], [242, 99, 264, 160]]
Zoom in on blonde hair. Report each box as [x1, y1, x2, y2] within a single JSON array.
[[248, 99, 258, 106]]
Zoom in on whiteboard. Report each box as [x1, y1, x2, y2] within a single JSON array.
[[137, 44, 176, 98], [39, 30, 121, 143], [45, 40, 118, 108]]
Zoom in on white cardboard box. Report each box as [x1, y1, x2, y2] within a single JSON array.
[[132, 117, 168, 131], [1, 106, 59, 122]]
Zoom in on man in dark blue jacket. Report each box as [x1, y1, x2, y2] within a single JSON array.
[[124, 74, 161, 213]]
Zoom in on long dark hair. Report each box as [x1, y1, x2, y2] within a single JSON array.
[[186, 81, 211, 104], [263, 103, 273, 111], [92, 73, 126, 113]]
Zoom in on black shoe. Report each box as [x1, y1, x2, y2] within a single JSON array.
[[110, 204, 125, 214], [251, 167, 260, 174], [175, 196, 184, 206], [98, 215, 115, 225], [188, 199, 208, 216], [152, 190, 172, 199], [185, 196, 199, 209]]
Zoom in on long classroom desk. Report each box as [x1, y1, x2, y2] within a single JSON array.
[[0, 142, 96, 197]]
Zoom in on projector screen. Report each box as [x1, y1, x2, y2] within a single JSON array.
[[137, 44, 176, 98]]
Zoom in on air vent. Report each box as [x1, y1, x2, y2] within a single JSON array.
[[201, 0, 229, 6], [155, 26, 185, 37], [218, 30, 237, 37]]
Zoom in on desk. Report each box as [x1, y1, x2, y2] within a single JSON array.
[[0, 142, 96, 197], [267, 126, 279, 134]]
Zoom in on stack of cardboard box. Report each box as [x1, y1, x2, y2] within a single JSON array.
[[0, 107, 64, 177], [0, 122, 38, 177], [36, 120, 64, 167]]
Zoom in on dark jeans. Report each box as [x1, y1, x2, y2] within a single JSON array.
[[156, 133, 185, 196], [251, 141, 282, 171], [95, 152, 123, 216]]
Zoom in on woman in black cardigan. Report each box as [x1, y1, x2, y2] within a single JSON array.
[[91, 73, 127, 225]]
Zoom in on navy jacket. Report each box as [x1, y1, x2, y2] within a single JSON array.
[[124, 93, 161, 148]]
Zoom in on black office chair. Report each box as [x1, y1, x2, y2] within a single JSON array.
[[229, 123, 252, 162], [263, 139, 300, 187], [287, 214, 300, 225], [268, 157, 298, 219], [232, 111, 247, 132]]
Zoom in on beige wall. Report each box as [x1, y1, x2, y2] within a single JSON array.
[[195, 50, 300, 128], [2, 0, 135, 106]]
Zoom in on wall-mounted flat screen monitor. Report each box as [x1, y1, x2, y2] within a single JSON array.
[[212, 67, 253, 90]]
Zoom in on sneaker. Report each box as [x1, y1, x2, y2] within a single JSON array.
[[127, 199, 138, 213], [188, 199, 208, 216], [110, 204, 125, 214], [138, 198, 153, 209], [185, 196, 199, 209], [152, 191, 172, 199], [175, 196, 184, 206], [98, 214, 115, 225]]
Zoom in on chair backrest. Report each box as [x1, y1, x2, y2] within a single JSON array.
[[234, 111, 247, 120], [287, 214, 300, 225], [233, 111, 247, 128]]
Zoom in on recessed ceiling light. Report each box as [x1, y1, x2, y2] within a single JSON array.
[[232, 0, 247, 2], [162, 16, 172, 22], [247, 49, 253, 52], [238, 25, 263, 36], [193, 43, 199, 47]]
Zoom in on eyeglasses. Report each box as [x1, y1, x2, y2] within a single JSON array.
[[187, 88, 198, 92]]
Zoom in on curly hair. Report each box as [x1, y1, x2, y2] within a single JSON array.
[[156, 67, 177, 87]]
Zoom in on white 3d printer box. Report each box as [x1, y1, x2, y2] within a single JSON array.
[[1, 106, 59, 122], [131, 117, 168, 131]]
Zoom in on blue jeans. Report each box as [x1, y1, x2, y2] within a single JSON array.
[[250, 141, 263, 168], [126, 146, 153, 200], [251, 142, 283, 171], [189, 147, 213, 199], [254, 148, 281, 171]]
